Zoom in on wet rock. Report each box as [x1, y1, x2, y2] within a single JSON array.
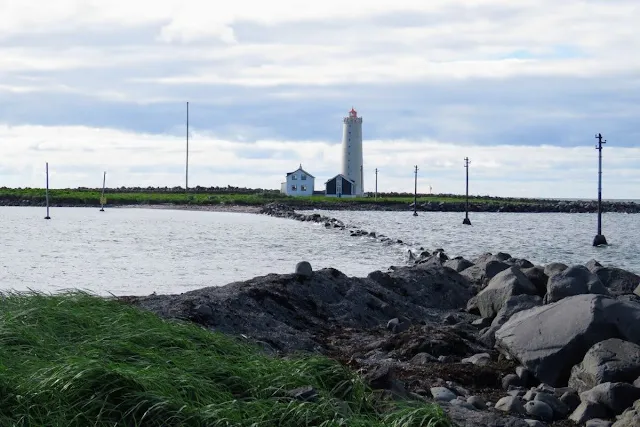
[[461, 260, 511, 288], [521, 266, 549, 297], [612, 399, 640, 427], [462, 353, 491, 366], [295, 261, 313, 278], [387, 317, 411, 334], [444, 257, 474, 272], [467, 395, 487, 410], [524, 420, 546, 427], [503, 374, 523, 390], [544, 265, 609, 304], [569, 338, 640, 393], [592, 266, 640, 296], [570, 401, 609, 424], [508, 258, 535, 269], [495, 294, 640, 387], [480, 294, 542, 347], [560, 390, 581, 412], [476, 267, 538, 318], [534, 392, 570, 419], [444, 403, 530, 427], [431, 386, 457, 402], [495, 395, 526, 414], [580, 382, 640, 415], [586, 420, 613, 427], [471, 317, 493, 328], [410, 352, 437, 365], [586, 259, 604, 272], [524, 400, 554, 421], [544, 262, 568, 278]]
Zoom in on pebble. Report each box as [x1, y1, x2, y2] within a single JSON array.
[[430, 387, 457, 402], [524, 400, 554, 421], [495, 396, 525, 414], [467, 395, 487, 410]]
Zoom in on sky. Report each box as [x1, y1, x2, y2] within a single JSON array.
[[1, 0, 639, 198]]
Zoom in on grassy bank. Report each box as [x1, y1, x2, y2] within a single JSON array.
[[0, 187, 548, 207], [0, 292, 450, 426]]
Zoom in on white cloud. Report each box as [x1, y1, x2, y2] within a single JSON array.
[[1, 124, 638, 199]]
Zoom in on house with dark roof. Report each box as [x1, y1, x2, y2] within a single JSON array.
[[280, 165, 315, 196], [324, 174, 356, 197]]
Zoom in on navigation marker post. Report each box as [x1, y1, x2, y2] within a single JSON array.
[[593, 133, 608, 246], [463, 157, 471, 225], [413, 165, 419, 217], [44, 162, 51, 220], [100, 171, 107, 212], [374, 168, 378, 200]]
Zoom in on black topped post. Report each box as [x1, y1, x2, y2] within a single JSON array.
[[413, 165, 418, 216], [463, 157, 471, 225], [44, 162, 51, 220], [375, 168, 378, 200], [100, 171, 106, 212], [593, 133, 608, 246]]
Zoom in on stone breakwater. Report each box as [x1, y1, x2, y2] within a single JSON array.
[[259, 203, 418, 249], [265, 199, 640, 214], [121, 246, 640, 427]]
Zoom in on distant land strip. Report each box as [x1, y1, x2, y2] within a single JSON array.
[[0, 187, 638, 213]]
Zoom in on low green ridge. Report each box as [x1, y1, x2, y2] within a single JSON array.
[[0, 292, 451, 426], [0, 187, 547, 206]]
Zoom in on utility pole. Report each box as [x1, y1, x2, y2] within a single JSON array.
[[186, 101, 189, 192], [463, 157, 471, 225], [375, 168, 378, 200], [413, 165, 418, 216], [593, 133, 608, 246]]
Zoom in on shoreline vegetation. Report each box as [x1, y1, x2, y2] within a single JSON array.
[[1, 187, 639, 213]]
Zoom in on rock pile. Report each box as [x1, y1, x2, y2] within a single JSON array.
[[122, 245, 640, 426]]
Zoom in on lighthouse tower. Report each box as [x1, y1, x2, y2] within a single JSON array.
[[341, 107, 364, 196]]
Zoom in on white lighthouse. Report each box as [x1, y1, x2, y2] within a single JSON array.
[[341, 107, 364, 196]]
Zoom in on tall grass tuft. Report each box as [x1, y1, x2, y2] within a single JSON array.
[[0, 291, 451, 426]]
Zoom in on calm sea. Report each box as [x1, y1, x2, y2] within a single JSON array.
[[1, 207, 638, 296]]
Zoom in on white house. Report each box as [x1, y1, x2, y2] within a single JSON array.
[[280, 165, 315, 196]]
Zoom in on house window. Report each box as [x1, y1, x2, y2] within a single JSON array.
[[301, 185, 307, 191], [301, 174, 307, 180], [291, 175, 298, 180], [291, 185, 297, 191]]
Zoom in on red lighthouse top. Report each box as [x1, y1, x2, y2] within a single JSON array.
[[349, 107, 357, 118]]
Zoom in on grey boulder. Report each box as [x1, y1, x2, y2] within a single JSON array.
[[524, 400, 553, 421], [612, 398, 640, 427], [544, 262, 568, 278], [444, 257, 474, 272], [544, 265, 609, 304], [495, 294, 640, 387], [521, 266, 549, 297], [569, 338, 640, 393], [480, 294, 542, 348], [580, 382, 640, 415], [461, 259, 511, 288], [475, 267, 538, 319], [592, 266, 640, 296]]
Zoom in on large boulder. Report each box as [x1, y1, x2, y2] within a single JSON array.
[[569, 339, 640, 393], [591, 266, 640, 296], [460, 259, 511, 288], [479, 294, 543, 347], [580, 382, 640, 415], [444, 257, 474, 272], [475, 267, 539, 318], [544, 262, 568, 278], [544, 265, 609, 304], [521, 266, 549, 297], [495, 294, 640, 387], [612, 398, 640, 427]]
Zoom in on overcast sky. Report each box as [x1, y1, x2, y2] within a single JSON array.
[[1, 0, 639, 198]]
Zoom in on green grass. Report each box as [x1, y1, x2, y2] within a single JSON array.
[[0, 292, 451, 427], [0, 187, 552, 207]]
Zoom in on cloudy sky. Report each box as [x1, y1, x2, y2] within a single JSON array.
[[1, 0, 639, 198]]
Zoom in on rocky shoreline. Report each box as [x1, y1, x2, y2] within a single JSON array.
[[119, 204, 640, 427]]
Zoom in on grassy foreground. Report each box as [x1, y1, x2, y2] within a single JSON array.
[[0, 187, 546, 207], [0, 292, 450, 427]]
